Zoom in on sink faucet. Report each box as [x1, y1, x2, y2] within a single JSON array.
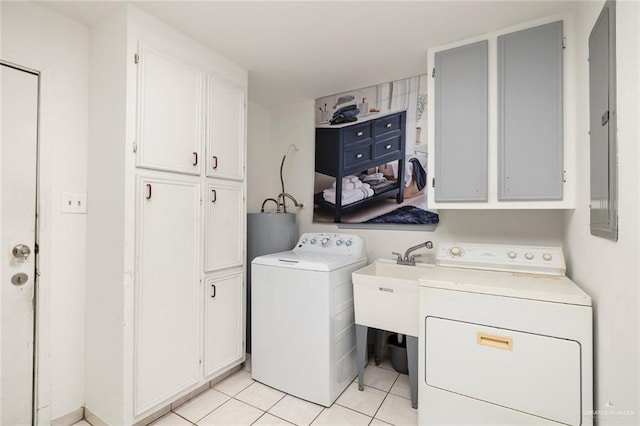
[[392, 241, 433, 266], [277, 192, 304, 213]]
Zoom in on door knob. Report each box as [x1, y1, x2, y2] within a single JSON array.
[[12, 244, 31, 260]]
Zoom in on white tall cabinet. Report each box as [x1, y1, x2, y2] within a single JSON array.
[[86, 6, 247, 425]]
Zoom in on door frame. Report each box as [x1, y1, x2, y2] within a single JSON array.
[[1, 59, 53, 426]]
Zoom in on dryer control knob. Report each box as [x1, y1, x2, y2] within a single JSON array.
[[310, 239, 317, 245], [508, 251, 517, 259], [525, 253, 534, 260], [543, 253, 552, 261], [336, 239, 344, 246], [450, 247, 462, 257], [301, 238, 308, 244], [345, 240, 352, 247], [321, 237, 330, 247]]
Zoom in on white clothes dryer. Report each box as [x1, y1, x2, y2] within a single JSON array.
[[251, 233, 366, 407], [419, 242, 593, 425]]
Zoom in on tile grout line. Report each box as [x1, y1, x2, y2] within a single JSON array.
[[231, 390, 285, 415], [371, 392, 391, 425], [370, 372, 401, 425], [194, 397, 239, 425], [171, 411, 196, 425], [249, 412, 268, 425], [250, 411, 292, 425], [213, 379, 256, 398], [308, 406, 326, 426], [332, 404, 375, 424], [168, 367, 412, 426]]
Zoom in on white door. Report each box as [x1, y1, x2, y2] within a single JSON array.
[[204, 181, 243, 272], [134, 177, 201, 414], [204, 271, 243, 378], [1, 63, 39, 425], [136, 43, 204, 175], [206, 78, 245, 180]]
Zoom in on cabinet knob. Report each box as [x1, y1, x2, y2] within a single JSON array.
[[357, 131, 363, 137], [145, 184, 152, 200], [211, 189, 217, 203], [385, 144, 392, 149], [212, 156, 218, 169], [385, 123, 392, 128], [356, 153, 363, 159], [192, 152, 198, 166]]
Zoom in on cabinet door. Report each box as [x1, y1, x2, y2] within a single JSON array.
[[434, 41, 488, 202], [498, 21, 563, 200], [135, 177, 200, 413], [207, 77, 245, 180], [589, 3, 617, 240], [136, 44, 203, 175], [204, 272, 244, 378], [205, 181, 244, 272]]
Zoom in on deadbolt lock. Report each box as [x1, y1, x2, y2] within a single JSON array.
[[11, 273, 29, 286], [12, 244, 31, 260]]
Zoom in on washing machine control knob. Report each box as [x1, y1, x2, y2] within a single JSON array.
[[525, 252, 534, 260], [301, 238, 308, 244], [336, 239, 344, 246], [508, 251, 517, 259], [450, 247, 462, 257], [543, 253, 552, 261], [310, 238, 317, 245], [345, 240, 352, 247], [321, 237, 330, 247]]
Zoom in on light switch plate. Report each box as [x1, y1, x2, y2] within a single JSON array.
[[62, 192, 87, 214]]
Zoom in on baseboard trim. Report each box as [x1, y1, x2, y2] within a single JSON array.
[[87, 363, 245, 426], [84, 407, 110, 426], [50, 407, 83, 426], [132, 405, 171, 426], [208, 364, 242, 388], [169, 382, 210, 411]]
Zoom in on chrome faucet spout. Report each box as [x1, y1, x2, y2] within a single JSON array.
[[277, 192, 304, 213], [393, 241, 433, 266]]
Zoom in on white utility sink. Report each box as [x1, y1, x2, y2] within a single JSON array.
[[352, 259, 433, 337]]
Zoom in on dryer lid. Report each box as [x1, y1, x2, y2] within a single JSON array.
[[419, 266, 592, 306]]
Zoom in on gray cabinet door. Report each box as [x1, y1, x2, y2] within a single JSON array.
[[434, 40, 488, 202], [498, 21, 564, 200], [589, 1, 617, 240]]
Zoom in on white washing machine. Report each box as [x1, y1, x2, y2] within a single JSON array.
[[419, 242, 593, 425], [251, 233, 367, 407]]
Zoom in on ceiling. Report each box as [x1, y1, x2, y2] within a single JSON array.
[[39, 1, 582, 108]]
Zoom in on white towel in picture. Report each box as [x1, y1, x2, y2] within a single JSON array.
[[389, 161, 412, 187], [333, 179, 363, 191], [323, 182, 369, 197], [323, 184, 374, 206], [332, 176, 360, 189], [362, 173, 386, 184]]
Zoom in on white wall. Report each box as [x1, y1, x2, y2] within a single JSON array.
[[246, 99, 564, 264], [564, 1, 640, 423], [247, 101, 281, 214], [1, 2, 89, 421]]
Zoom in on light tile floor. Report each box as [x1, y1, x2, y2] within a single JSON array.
[[73, 356, 417, 426]]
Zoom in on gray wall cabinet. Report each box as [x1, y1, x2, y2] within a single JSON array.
[[434, 40, 488, 202], [589, 1, 618, 240], [498, 21, 564, 201], [427, 16, 575, 209]]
